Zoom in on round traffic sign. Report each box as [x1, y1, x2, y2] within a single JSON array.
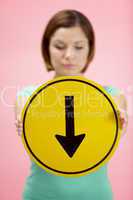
[[21, 76, 121, 177]]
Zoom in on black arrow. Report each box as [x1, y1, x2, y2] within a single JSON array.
[[55, 96, 85, 157]]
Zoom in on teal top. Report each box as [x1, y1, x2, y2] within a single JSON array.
[[17, 83, 121, 200]]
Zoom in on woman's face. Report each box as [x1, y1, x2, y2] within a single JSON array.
[[49, 26, 90, 76]]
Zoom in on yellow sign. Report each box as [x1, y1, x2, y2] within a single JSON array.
[[21, 76, 121, 177]]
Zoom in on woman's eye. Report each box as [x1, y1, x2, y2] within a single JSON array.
[[75, 46, 83, 50], [54, 45, 65, 50]]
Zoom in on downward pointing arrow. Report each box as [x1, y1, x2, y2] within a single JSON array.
[[55, 96, 85, 157]]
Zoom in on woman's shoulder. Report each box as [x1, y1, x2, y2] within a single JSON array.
[[103, 85, 123, 96], [16, 84, 41, 98]]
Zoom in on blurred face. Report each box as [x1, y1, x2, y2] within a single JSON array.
[[49, 26, 90, 76]]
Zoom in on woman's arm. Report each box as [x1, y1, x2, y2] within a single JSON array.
[[14, 94, 29, 136], [112, 92, 128, 137]]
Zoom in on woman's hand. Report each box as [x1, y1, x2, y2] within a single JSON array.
[[14, 117, 23, 136], [14, 94, 29, 136], [118, 108, 128, 132]]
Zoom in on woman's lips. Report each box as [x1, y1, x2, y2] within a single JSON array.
[[64, 64, 76, 68]]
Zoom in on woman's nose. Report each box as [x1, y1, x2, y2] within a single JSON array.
[[63, 47, 74, 59]]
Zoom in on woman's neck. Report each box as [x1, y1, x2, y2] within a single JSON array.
[[53, 72, 84, 79]]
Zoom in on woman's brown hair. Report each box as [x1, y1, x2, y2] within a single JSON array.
[[41, 9, 95, 73]]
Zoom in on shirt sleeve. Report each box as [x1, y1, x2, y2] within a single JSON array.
[[15, 85, 40, 113], [103, 85, 122, 96], [16, 85, 39, 99]]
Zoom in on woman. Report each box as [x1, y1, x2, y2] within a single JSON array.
[[15, 9, 128, 200]]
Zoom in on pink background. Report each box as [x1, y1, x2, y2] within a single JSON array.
[[0, 0, 133, 199]]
